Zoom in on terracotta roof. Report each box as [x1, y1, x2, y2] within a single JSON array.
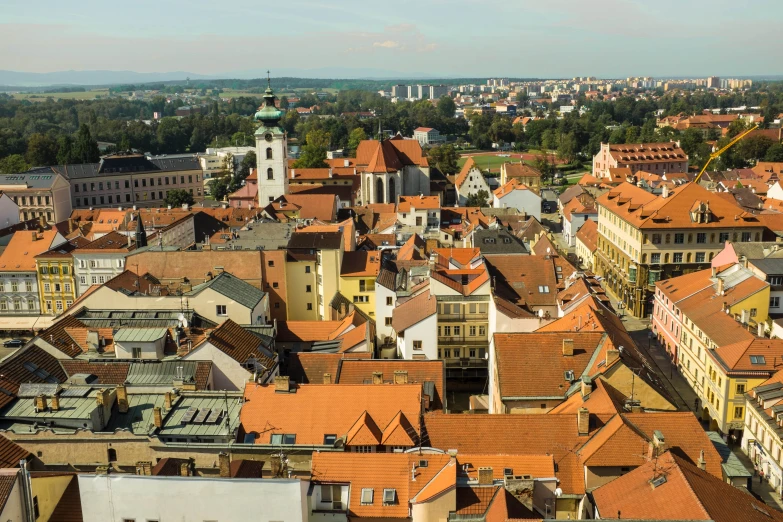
[[76, 230, 134, 253], [0, 474, 15, 517], [35, 236, 90, 259], [34, 315, 89, 358], [267, 194, 337, 222], [605, 141, 688, 164], [712, 337, 783, 373], [337, 359, 445, 410], [311, 453, 452, 519], [574, 218, 597, 253], [502, 162, 541, 180], [592, 452, 783, 522], [300, 218, 355, 253], [341, 251, 381, 277], [202, 319, 275, 368], [0, 435, 29, 468], [0, 229, 65, 272], [493, 332, 608, 399], [396, 234, 426, 261], [126, 250, 264, 287], [397, 195, 440, 212], [456, 157, 479, 189], [0, 345, 68, 409], [597, 182, 764, 230], [484, 255, 558, 310], [548, 377, 626, 415], [241, 383, 423, 446], [456, 455, 555, 481], [493, 178, 530, 198], [392, 290, 437, 333], [60, 360, 131, 385], [578, 414, 649, 467], [285, 352, 371, 384]]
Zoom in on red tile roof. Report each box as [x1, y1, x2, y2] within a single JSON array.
[[391, 291, 437, 333]]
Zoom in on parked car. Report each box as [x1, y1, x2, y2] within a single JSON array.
[[2, 339, 23, 348]]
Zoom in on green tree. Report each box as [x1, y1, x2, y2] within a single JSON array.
[[466, 189, 490, 208], [56, 135, 75, 164], [208, 177, 230, 201], [515, 91, 529, 105], [293, 129, 330, 168], [118, 134, 132, 152], [346, 128, 367, 157], [557, 132, 578, 163], [736, 135, 774, 163], [279, 96, 290, 110], [765, 143, 783, 162], [236, 151, 256, 185], [165, 189, 195, 207], [72, 124, 100, 163], [156, 118, 188, 154], [640, 119, 657, 143], [533, 154, 556, 184], [427, 144, 459, 175], [25, 133, 58, 166], [437, 96, 456, 118], [0, 154, 29, 174]]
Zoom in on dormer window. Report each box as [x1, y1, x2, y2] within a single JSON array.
[[750, 355, 766, 365]]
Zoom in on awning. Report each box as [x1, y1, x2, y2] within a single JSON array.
[[0, 315, 55, 331]]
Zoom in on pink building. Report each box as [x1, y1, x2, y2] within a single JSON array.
[[592, 142, 689, 179], [228, 169, 258, 209]]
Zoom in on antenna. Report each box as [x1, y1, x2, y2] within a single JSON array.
[[266, 70, 271, 89]]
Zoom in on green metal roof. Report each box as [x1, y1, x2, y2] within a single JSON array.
[[4, 396, 97, 421], [114, 328, 168, 343], [126, 361, 199, 385], [189, 272, 265, 310]]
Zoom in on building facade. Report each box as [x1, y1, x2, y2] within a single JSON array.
[[592, 142, 688, 179], [0, 169, 72, 223], [254, 83, 288, 205]]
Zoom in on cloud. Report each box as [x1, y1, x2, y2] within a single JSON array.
[[373, 40, 401, 49]]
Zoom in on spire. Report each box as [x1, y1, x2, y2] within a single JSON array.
[[254, 70, 283, 127], [267, 70, 271, 89], [135, 213, 147, 248]]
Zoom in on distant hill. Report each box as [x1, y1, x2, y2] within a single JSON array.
[[0, 70, 216, 87]]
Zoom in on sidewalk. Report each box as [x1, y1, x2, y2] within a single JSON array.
[[732, 446, 783, 512]]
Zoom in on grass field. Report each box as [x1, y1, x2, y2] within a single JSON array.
[[11, 89, 110, 101], [458, 154, 530, 172]]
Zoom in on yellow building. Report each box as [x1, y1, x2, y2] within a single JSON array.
[[339, 251, 380, 318], [286, 230, 344, 321], [34, 237, 85, 316], [654, 263, 772, 436]]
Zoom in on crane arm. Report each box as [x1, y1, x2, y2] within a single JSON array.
[[694, 124, 759, 183]]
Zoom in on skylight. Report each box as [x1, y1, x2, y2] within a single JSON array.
[[750, 355, 766, 365]]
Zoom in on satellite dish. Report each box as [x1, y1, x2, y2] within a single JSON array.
[[538, 309, 545, 318], [554, 487, 563, 497]]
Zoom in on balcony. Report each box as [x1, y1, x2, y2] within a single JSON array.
[[438, 313, 488, 323], [444, 358, 488, 369], [438, 336, 488, 346]]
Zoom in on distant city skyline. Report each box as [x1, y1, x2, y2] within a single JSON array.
[[2, 0, 782, 79]]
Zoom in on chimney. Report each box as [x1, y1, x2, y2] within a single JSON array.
[[562, 338, 574, 357], [606, 349, 620, 366], [631, 404, 643, 413], [372, 372, 383, 384], [662, 185, 669, 198], [323, 373, 332, 384], [35, 394, 47, 412], [153, 406, 163, 429], [698, 449, 706, 471], [135, 461, 152, 476], [711, 266, 716, 277], [393, 370, 408, 384], [218, 452, 230, 478], [650, 430, 667, 457], [117, 385, 129, 413], [577, 407, 590, 436], [581, 376, 592, 397], [50, 394, 60, 412], [31, 231, 38, 241], [180, 460, 191, 477], [740, 255, 748, 268], [274, 375, 290, 393], [478, 467, 494, 485], [164, 391, 173, 409], [717, 277, 725, 295], [95, 388, 111, 407]]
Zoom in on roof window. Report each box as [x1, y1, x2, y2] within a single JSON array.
[[750, 355, 766, 365], [383, 489, 397, 505], [361, 488, 374, 505], [538, 285, 550, 293]]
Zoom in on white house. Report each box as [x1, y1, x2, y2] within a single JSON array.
[[392, 290, 438, 360], [455, 157, 493, 207], [492, 178, 542, 221], [561, 194, 597, 247], [78, 474, 308, 522], [73, 231, 132, 295], [397, 195, 440, 231], [413, 127, 442, 145], [113, 327, 168, 359], [182, 319, 278, 390]]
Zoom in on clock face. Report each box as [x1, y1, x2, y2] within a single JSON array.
[[264, 133, 273, 142]]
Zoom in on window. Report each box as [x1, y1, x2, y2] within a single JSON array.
[[268, 260, 275, 267], [742, 232, 752, 242], [383, 489, 397, 506], [673, 253, 682, 263], [272, 282, 278, 289], [91, 276, 97, 284], [736, 383, 746, 394], [674, 233, 684, 244], [479, 326, 486, 336], [33, 496, 39, 518], [132, 347, 142, 358], [353, 295, 369, 303], [266, 147, 273, 160], [538, 285, 550, 293], [306, 285, 312, 293], [305, 265, 311, 273], [651, 233, 661, 244], [651, 253, 661, 264], [108, 448, 117, 462], [413, 340, 423, 350], [770, 276, 783, 286], [771, 297, 780, 308], [44, 283, 50, 293], [307, 303, 313, 310], [55, 301, 63, 312], [751, 308, 757, 317], [750, 355, 766, 365], [361, 488, 374, 505], [271, 433, 296, 445], [386, 296, 393, 306], [696, 233, 706, 244], [216, 305, 227, 316], [80, 276, 86, 285], [734, 406, 744, 419], [321, 485, 343, 509], [695, 252, 705, 263], [470, 325, 476, 336], [323, 434, 337, 445], [267, 168, 274, 180]]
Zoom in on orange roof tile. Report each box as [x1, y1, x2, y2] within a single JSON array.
[[0, 229, 65, 272], [397, 195, 441, 212], [392, 291, 437, 333], [493, 178, 530, 198], [346, 411, 383, 445]]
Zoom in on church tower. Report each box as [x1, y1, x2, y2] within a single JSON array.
[[255, 74, 288, 206]]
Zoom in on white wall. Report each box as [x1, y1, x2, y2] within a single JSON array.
[[114, 338, 165, 360], [0, 193, 20, 228], [74, 253, 126, 295], [768, 182, 783, 202], [397, 313, 438, 360], [494, 189, 542, 221], [182, 341, 277, 390], [78, 474, 308, 522], [563, 211, 597, 247], [375, 284, 396, 344], [0, 475, 23, 522], [458, 166, 492, 207]]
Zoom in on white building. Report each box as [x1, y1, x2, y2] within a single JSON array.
[[561, 196, 597, 247], [456, 158, 493, 207], [72, 231, 132, 295], [397, 195, 440, 231], [254, 84, 288, 205], [413, 127, 443, 146], [492, 178, 542, 221], [77, 474, 308, 522], [392, 290, 438, 360]]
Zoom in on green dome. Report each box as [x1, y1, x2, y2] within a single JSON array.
[[254, 86, 283, 126]]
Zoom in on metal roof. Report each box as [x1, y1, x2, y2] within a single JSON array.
[[188, 272, 265, 310], [17, 383, 59, 398], [4, 396, 97, 421], [113, 328, 168, 343], [0, 169, 60, 188], [126, 361, 200, 385]]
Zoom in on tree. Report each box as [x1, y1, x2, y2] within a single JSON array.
[[515, 91, 529, 105], [346, 128, 367, 157], [466, 190, 490, 208], [736, 135, 774, 164], [156, 118, 188, 154], [165, 189, 195, 207], [72, 124, 100, 163], [427, 144, 459, 175], [236, 151, 256, 185], [25, 133, 58, 166], [293, 129, 330, 168], [118, 134, 131, 152], [557, 132, 578, 163], [0, 154, 29, 174], [56, 135, 75, 164], [279, 96, 290, 110], [437, 96, 456, 118], [208, 177, 230, 201], [533, 154, 556, 184], [765, 143, 783, 162]]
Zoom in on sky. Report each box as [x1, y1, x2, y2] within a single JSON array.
[[2, 0, 782, 79]]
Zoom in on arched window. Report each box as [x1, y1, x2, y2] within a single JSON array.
[[267, 168, 274, 180], [266, 147, 273, 160], [107, 448, 117, 462]]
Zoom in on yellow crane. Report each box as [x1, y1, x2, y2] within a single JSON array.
[[693, 124, 759, 183]]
